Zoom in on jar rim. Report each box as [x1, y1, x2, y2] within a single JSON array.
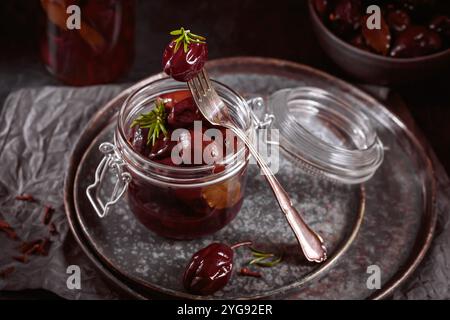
[[115, 77, 253, 184]]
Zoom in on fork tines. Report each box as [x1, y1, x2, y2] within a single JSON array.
[[189, 69, 212, 100]]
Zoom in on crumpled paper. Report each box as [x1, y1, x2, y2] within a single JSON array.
[[0, 85, 126, 299], [0, 85, 449, 299]]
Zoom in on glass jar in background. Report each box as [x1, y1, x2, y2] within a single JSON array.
[[39, 0, 135, 86]]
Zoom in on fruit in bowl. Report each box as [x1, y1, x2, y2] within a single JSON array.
[[315, 0, 449, 58], [309, 0, 450, 84]]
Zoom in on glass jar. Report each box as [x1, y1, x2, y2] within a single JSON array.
[[39, 0, 135, 85], [87, 81, 384, 240], [87, 78, 254, 240], [266, 87, 384, 183]]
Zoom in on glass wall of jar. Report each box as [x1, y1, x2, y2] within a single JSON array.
[[89, 78, 254, 240], [39, 0, 135, 86]]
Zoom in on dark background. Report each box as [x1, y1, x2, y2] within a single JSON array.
[[0, 0, 449, 299]]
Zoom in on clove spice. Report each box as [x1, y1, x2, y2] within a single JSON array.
[[42, 205, 54, 225], [15, 194, 36, 202], [239, 267, 262, 278], [0, 219, 18, 240]]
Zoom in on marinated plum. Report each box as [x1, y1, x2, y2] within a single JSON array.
[[390, 25, 442, 57], [313, 0, 330, 19], [162, 28, 208, 82], [126, 90, 246, 239], [362, 14, 391, 55], [169, 127, 224, 166], [329, 0, 362, 38], [183, 243, 234, 295], [429, 15, 450, 41], [148, 133, 177, 160], [386, 9, 411, 32], [350, 33, 370, 51], [167, 96, 203, 128], [160, 89, 193, 108], [316, 0, 449, 57], [129, 126, 150, 156], [202, 177, 242, 210], [183, 241, 253, 295]]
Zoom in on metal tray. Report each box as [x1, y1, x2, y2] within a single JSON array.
[[64, 57, 437, 299]]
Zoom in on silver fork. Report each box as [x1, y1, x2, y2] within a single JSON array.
[[188, 69, 327, 263]]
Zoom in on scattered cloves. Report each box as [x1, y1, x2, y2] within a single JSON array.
[[2, 193, 56, 266], [0, 266, 15, 279], [0, 220, 11, 229], [42, 205, 54, 225], [38, 238, 51, 256], [3, 229, 18, 240], [49, 222, 58, 235], [18, 240, 42, 254], [0, 220, 18, 240], [17, 238, 51, 257], [239, 267, 262, 278], [15, 194, 36, 202], [12, 255, 28, 264]]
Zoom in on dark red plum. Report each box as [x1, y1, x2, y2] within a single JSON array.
[[167, 97, 203, 129], [162, 28, 208, 82], [183, 243, 234, 295], [126, 90, 247, 239], [390, 25, 442, 57], [328, 0, 362, 38]]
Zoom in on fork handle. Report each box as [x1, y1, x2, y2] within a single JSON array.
[[232, 128, 327, 263]]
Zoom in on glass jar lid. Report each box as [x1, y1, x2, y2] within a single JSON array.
[[265, 87, 384, 184]]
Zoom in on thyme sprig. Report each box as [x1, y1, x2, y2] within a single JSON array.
[[131, 98, 168, 146], [170, 27, 206, 53]]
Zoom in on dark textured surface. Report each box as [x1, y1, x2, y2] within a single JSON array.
[[0, 60, 448, 299], [0, 0, 449, 299], [0, 85, 126, 299], [64, 59, 445, 299]]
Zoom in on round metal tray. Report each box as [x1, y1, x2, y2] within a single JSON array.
[[64, 57, 437, 299]]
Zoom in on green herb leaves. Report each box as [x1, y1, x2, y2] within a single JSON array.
[[248, 247, 282, 267], [131, 98, 168, 146], [170, 27, 206, 53]]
